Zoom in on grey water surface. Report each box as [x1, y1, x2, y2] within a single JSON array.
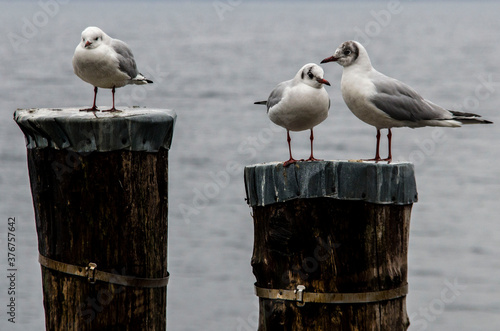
[[0, 1, 499, 330]]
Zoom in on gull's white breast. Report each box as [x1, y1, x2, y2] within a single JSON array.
[[341, 67, 405, 129], [72, 44, 130, 89], [268, 84, 329, 132]]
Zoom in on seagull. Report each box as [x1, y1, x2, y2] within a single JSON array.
[[72, 26, 153, 112], [321, 40, 493, 162], [255, 63, 331, 167]]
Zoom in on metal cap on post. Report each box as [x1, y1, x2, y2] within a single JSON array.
[[14, 108, 176, 331], [244, 160, 417, 330], [244, 160, 418, 207], [14, 107, 176, 152]]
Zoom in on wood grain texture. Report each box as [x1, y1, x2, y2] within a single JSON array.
[[28, 148, 169, 331], [251, 198, 411, 331]]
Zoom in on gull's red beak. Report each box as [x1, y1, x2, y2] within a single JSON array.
[[316, 78, 331, 86], [85, 41, 91, 47], [320, 56, 338, 64]]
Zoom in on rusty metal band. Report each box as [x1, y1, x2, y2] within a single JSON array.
[[255, 283, 408, 306], [38, 253, 169, 288]]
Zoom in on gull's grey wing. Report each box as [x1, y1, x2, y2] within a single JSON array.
[[370, 74, 451, 122], [111, 39, 139, 79], [266, 80, 292, 113]]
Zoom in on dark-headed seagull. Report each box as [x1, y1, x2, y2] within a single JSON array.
[[321, 40, 492, 162], [255, 63, 331, 167]]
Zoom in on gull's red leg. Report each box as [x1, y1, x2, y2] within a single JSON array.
[[363, 129, 382, 162], [103, 86, 121, 112], [80, 86, 99, 112], [283, 130, 298, 167], [383, 129, 393, 163], [306, 128, 322, 162]]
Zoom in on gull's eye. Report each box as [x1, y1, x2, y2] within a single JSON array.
[[307, 72, 314, 79], [343, 49, 352, 56], [94, 37, 99, 41]]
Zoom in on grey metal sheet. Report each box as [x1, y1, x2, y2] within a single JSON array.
[[244, 161, 418, 206], [13, 108, 176, 152]]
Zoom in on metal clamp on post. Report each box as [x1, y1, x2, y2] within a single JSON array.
[[38, 253, 170, 288], [255, 283, 408, 307], [294, 285, 306, 307], [86, 263, 97, 284]]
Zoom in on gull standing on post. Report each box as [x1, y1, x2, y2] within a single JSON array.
[[255, 63, 331, 167], [321, 40, 492, 162], [72, 26, 153, 112]]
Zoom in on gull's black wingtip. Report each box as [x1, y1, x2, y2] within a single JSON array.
[[450, 110, 494, 124], [254, 101, 267, 105]]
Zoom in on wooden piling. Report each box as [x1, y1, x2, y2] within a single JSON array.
[[244, 161, 417, 330], [14, 108, 176, 331]]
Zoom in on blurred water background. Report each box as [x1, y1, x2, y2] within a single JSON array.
[[0, 1, 499, 330]]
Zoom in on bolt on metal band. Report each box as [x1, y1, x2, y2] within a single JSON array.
[[38, 253, 169, 288], [255, 283, 408, 307]]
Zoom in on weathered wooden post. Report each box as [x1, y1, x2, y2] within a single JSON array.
[[14, 108, 175, 331], [244, 161, 417, 330]]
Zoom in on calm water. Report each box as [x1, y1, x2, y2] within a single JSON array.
[[1, 1, 500, 330]]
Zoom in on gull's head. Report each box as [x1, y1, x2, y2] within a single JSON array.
[[321, 40, 369, 68], [80, 26, 107, 49], [296, 63, 331, 88]]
